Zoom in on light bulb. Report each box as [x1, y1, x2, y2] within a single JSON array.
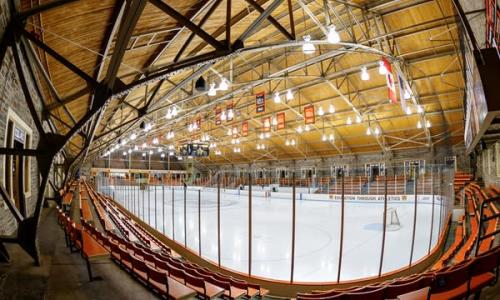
[[208, 83, 217, 96], [274, 92, 281, 103], [426, 120, 431, 128], [232, 127, 238, 134], [304, 124, 310, 131], [417, 105, 424, 113], [220, 111, 227, 121], [227, 109, 234, 119], [257, 144, 261, 150], [406, 107, 412, 115], [346, 117, 352, 125], [356, 115, 362, 123], [378, 60, 387, 75], [122, 151, 127, 156], [161, 153, 165, 158], [317, 106, 324, 116], [417, 121, 422, 129], [327, 25, 340, 43], [121, 139, 126, 146], [152, 137, 159, 144], [302, 35, 315, 54], [236, 138, 240, 144], [366, 127, 372, 135], [259, 133, 264, 140], [272, 116, 278, 126], [149, 150, 153, 155], [374, 127, 380, 136], [329, 104, 335, 114], [219, 78, 229, 91], [264, 118, 270, 128], [130, 133, 137, 140], [188, 124, 193, 132], [134, 145, 138, 151], [142, 152, 146, 157], [231, 138, 235, 144], [286, 90, 293, 101], [329, 134, 334, 141], [285, 139, 290, 146], [361, 66, 370, 81], [291, 139, 296, 146], [172, 106, 178, 116], [166, 109, 172, 119], [142, 143, 147, 148], [322, 134, 327, 141], [404, 89, 411, 99], [296, 126, 303, 133], [265, 132, 271, 138], [158, 148, 163, 153]]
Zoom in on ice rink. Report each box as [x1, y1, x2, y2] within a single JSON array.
[[105, 185, 445, 282]]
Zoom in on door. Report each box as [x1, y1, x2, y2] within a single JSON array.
[[12, 140, 26, 216]]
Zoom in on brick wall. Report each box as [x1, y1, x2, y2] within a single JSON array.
[[0, 0, 44, 236]]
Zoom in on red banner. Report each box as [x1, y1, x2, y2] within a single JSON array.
[[304, 105, 315, 124], [242, 122, 248, 136], [262, 117, 271, 132], [277, 112, 285, 130], [215, 106, 221, 125], [256, 92, 265, 113], [196, 118, 201, 130], [382, 57, 397, 104]]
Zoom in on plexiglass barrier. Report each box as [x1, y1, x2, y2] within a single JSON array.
[[95, 164, 453, 283]]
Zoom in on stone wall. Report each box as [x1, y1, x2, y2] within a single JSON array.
[[0, 0, 44, 236]]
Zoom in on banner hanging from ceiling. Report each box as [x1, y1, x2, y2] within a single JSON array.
[[304, 105, 315, 124], [262, 117, 271, 132], [256, 92, 266, 113], [397, 73, 408, 112], [382, 57, 397, 104], [242, 121, 248, 136], [277, 112, 285, 130], [215, 106, 221, 125]]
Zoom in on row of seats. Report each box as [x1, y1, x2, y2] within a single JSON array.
[[82, 181, 269, 299], [296, 246, 499, 300], [298, 180, 500, 299]]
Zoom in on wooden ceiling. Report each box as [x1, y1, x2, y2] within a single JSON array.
[[19, 0, 465, 166]]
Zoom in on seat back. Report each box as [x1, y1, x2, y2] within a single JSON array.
[[185, 272, 205, 291], [168, 265, 186, 282], [153, 256, 169, 272], [132, 255, 147, 273], [431, 262, 470, 294], [119, 247, 132, 263], [471, 248, 499, 276], [385, 275, 432, 299], [344, 286, 385, 300]]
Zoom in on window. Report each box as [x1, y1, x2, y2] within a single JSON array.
[[3, 109, 33, 216]]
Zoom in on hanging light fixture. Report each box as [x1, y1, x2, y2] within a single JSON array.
[[208, 83, 217, 96], [417, 105, 424, 114], [285, 139, 290, 146], [317, 106, 324, 116], [231, 138, 235, 144], [142, 152, 146, 157], [286, 89, 293, 101], [134, 145, 139, 151], [219, 78, 229, 91], [188, 124, 194, 132], [272, 116, 278, 126], [152, 137, 159, 144], [361, 66, 370, 81], [227, 109, 234, 119], [296, 125, 303, 133], [120, 139, 127, 146], [329, 104, 335, 114], [227, 128, 232, 136], [220, 110, 227, 121], [259, 133, 265, 140], [322, 133, 327, 141], [304, 124, 310, 132], [374, 127, 380, 136], [161, 153, 165, 158], [142, 142, 147, 148], [329, 134, 335, 141], [149, 150, 153, 155], [257, 144, 261, 150], [406, 107, 412, 115], [378, 60, 387, 75], [417, 121, 422, 129], [158, 148, 163, 153], [130, 133, 137, 140], [302, 35, 315, 54], [274, 92, 281, 103], [166, 109, 172, 119], [426, 120, 431, 128], [346, 117, 352, 125], [366, 127, 372, 135], [264, 118, 271, 128], [327, 25, 340, 43], [356, 115, 362, 123], [291, 139, 296, 146], [172, 106, 179, 116], [232, 127, 238, 135], [265, 132, 271, 138], [122, 151, 127, 156]]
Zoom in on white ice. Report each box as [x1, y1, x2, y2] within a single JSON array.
[[105, 185, 444, 283]]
